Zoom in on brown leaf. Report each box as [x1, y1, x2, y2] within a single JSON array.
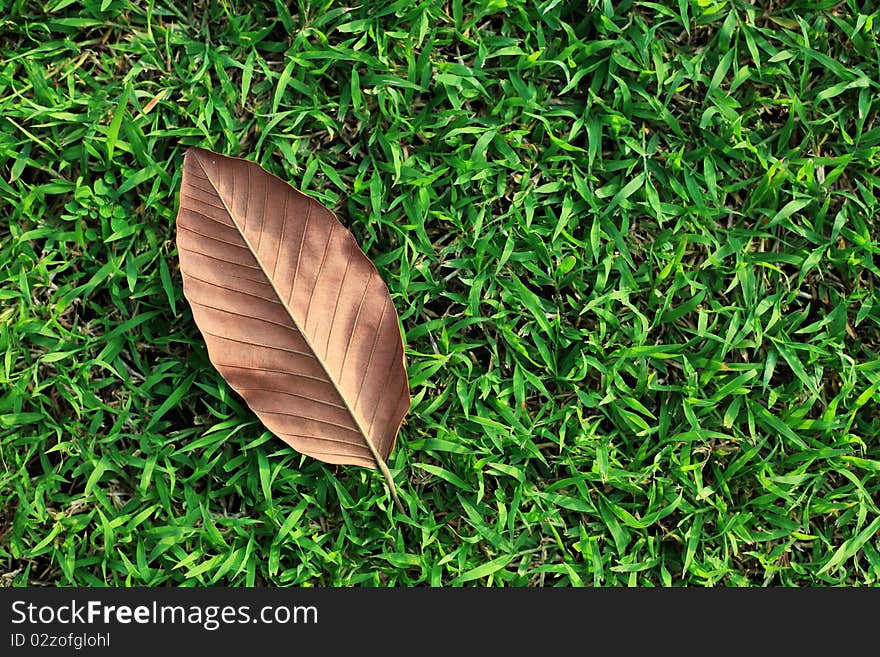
[[175, 147, 409, 504]]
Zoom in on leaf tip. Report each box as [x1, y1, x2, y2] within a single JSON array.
[[183, 146, 215, 169]]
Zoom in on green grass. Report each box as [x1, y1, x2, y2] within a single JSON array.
[[1, 0, 879, 587]]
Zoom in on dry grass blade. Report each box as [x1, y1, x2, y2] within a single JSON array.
[[175, 147, 409, 506]]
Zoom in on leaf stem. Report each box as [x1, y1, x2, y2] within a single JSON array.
[[375, 459, 402, 514]]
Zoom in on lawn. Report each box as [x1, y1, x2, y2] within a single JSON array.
[[1, 0, 879, 587]]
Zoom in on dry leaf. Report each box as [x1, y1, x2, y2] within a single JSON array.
[[175, 147, 409, 504]]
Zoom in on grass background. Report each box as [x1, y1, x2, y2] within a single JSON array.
[[1, 0, 880, 586]]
